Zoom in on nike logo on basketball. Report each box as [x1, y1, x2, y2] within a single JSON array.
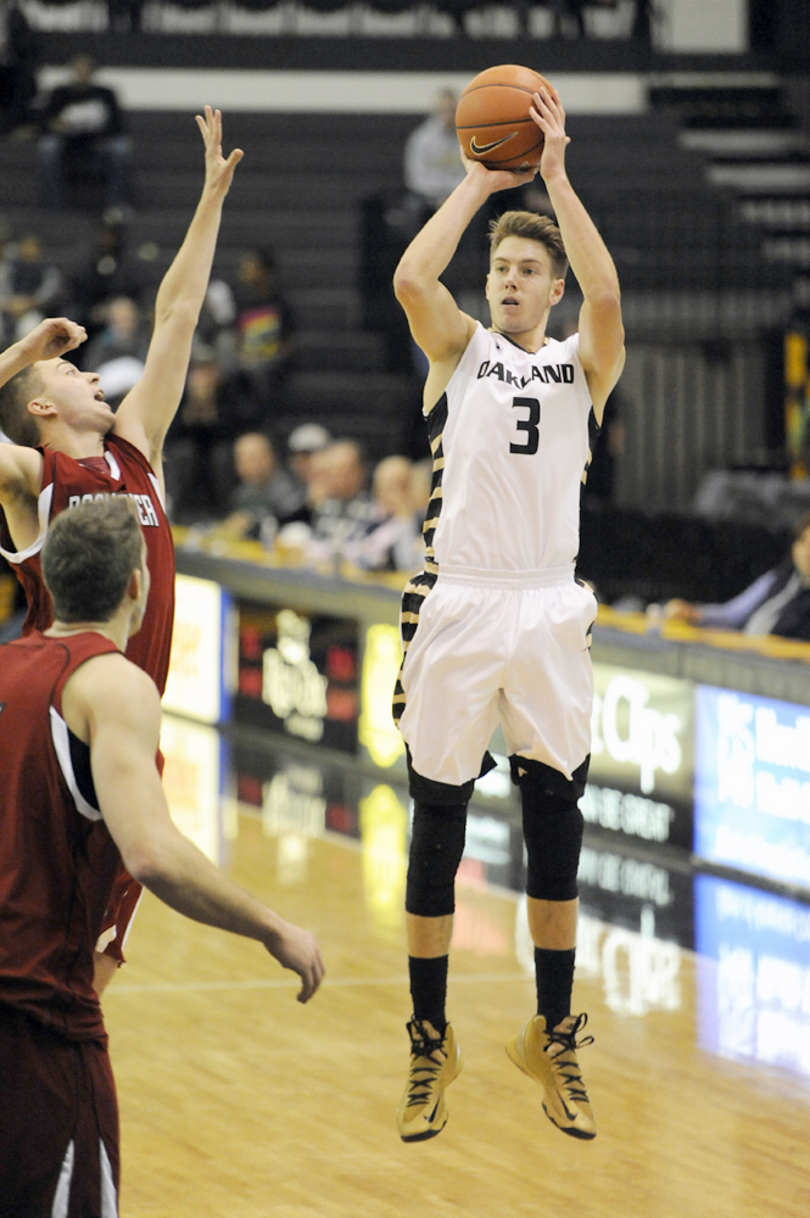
[[469, 133, 517, 155]]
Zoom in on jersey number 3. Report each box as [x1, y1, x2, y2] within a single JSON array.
[[509, 397, 540, 456]]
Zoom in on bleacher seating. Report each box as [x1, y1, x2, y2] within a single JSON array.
[[0, 98, 799, 473]]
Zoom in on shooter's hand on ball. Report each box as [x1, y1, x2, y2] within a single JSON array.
[[460, 150, 537, 195], [530, 86, 571, 183]]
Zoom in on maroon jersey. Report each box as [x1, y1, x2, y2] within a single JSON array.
[[0, 433, 175, 695], [0, 631, 124, 1042]]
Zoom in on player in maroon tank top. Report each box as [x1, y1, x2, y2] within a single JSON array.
[[0, 107, 242, 991], [4, 436, 176, 691], [0, 498, 323, 1213]]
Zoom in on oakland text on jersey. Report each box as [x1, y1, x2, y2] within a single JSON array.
[[67, 491, 160, 528], [476, 359, 575, 390]]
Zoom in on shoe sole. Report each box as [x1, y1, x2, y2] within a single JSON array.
[[399, 1114, 449, 1143], [542, 1103, 596, 1140], [506, 1038, 596, 1141], [398, 1055, 463, 1144]]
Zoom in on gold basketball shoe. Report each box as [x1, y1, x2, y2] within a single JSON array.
[[396, 1019, 463, 1143], [506, 1012, 596, 1140]]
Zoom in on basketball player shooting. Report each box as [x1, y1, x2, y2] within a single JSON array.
[[392, 83, 625, 1142], [0, 106, 242, 995]]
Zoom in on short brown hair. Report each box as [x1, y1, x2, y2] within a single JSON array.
[[42, 497, 143, 623], [488, 211, 568, 279], [0, 366, 42, 447]]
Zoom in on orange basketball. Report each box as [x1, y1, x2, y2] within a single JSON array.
[[456, 64, 552, 170]]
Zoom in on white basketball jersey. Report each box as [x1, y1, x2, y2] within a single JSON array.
[[422, 323, 598, 576]]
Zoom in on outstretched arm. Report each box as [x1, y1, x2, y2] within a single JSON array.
[[113, 107, 243, 480], [530, 86, 625, 420], [68, 657, 324, 1003]]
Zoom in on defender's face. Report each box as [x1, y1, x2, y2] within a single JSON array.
[[485, 237, 564, 337], [34, 358, 114, 435]]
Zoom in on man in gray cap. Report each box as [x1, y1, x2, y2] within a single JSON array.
[[287, 421, 331, 492]]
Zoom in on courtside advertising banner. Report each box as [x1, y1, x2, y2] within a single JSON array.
[[694, 685, 810, 891]]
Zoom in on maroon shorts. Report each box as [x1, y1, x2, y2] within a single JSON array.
[[0, 1004, 120, 1217]]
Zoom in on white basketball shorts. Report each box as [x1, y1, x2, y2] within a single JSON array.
[[398, 566, 596, 789]]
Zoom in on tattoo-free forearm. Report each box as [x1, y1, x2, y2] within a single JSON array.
[[544, 173, 620, 304], [134, 824, 283, 947], [0, 341, 31, 391], [153, 186, 227, 326]]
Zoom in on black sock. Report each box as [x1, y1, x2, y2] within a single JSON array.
[[409, 955, 449, 1035], [534, 947, 575, 1031]]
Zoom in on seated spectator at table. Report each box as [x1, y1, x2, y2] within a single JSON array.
[[0, 230, 63, 343], [82, 294, 150, 405], [307, 439, 376, 563], [287, 421, 331, 488], [346, 455, 425, 573], [37, 53, 131, 211], [662, 512, 810, 641], [221, 431, 307, 542]]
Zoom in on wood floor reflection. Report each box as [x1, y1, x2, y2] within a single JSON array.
[[105, 813, 810, 1218]]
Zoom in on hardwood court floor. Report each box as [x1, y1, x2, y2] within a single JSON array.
[[105, 812, 810, 1218]]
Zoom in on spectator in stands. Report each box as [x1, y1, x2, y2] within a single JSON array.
[[67, 211, 145, 333], [220, 431, 307, 543], [307, 439, 376, 563], [631, 0, 653, 43], [359, 90, 463, 382], [37, 53, 131, 211], [550, 0, 587, 38], [346, 455, 425, 572], [0, 2, 38, 137], [0, 231, 63, 343], [287, 421, 331, 491], [218, 247, 295, 416], [661, 512, 810, 641], [404, 89, 465, 217], [164, 343, 250, 522], [106, 0, 145, 32], [82, 294, 150, 406]]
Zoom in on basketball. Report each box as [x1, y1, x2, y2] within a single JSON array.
[[455, 64, 552, 171]]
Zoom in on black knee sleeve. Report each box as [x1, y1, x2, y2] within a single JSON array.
[[405, 802, 468, 918], [512, 755, 588, 903]]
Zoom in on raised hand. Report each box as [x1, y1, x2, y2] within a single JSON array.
[[529, 86, 571, 183], [17, 317, 87, 364], [195, 105, 244, 197]]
